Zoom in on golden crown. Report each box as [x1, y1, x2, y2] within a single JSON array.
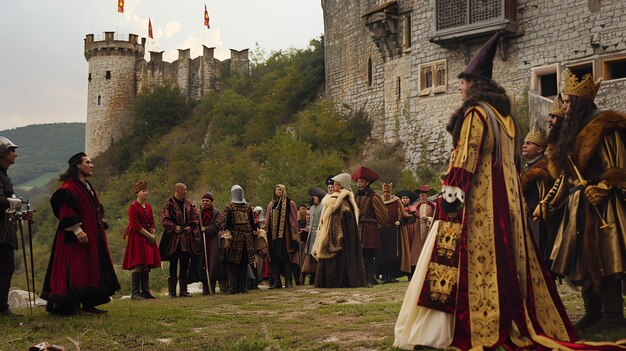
[[382, 182, 393, 192], [524, 122, 548, 149], [549, 95, 565, 118], [563, 68, 601, 100]]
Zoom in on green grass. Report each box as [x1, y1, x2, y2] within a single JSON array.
[[1, 281, 624, 350]]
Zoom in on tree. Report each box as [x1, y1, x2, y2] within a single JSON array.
[[252, 131, 343, 204], [133, 84, 191, 136], [295, 100, 372, 159]]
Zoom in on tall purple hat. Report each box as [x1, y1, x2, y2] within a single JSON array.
[[458, 32, 500, 81]]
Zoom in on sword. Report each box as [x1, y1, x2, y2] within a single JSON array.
[[567, 155, 613, 229]]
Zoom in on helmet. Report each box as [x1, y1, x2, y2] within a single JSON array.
[[0, 136, 18, 158]]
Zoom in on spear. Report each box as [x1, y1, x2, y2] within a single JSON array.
[[567, 155, 613, 229]]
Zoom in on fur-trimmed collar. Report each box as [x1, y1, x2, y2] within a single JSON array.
[[520, 157, 552, 192], [321, 189, 359, 221], [447, 90, 511, 145], [574, 110, 626, 172]]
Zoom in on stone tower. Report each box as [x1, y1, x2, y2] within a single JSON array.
[[84, 32, 145, 156]]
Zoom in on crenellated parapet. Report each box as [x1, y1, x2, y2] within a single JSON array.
[[84, 32, 145, 61], [84, 31, 250, 156]]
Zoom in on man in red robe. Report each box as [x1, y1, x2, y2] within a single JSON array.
[[42, 152, 120, 315], [352, 165, 388, 287]]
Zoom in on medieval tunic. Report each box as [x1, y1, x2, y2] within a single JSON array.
[[395, 103, 575, 350], [223, 202, 256, 265], [312, 189, 366, 288], [265, 197, 299, 265], [42, 177, 120, 315], [520, 155, 554, 261], [414, 201, 435, 264], [305, 203, 323, 255], [189, 207, 225, 282], [548, 110, 626, 285], [159, 196, 202, 260], [379, 196, 411, 274], [122, 201, 161, 270], [354, 188, 388, 249]]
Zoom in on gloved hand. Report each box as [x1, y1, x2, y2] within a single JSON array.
[[584, 182, 610, 208]]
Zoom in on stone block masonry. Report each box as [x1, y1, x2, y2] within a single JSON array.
[[322, 0, 626, 171], [84, 32, 249, 156]]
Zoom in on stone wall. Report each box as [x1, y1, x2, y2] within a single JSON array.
[[84, 33, 144, 156], [322, 0, 626, 171], [85, 32, 245, 156]]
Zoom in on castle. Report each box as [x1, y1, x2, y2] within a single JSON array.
[[322, 0, 626, 169], [84, 31, 249, 156]]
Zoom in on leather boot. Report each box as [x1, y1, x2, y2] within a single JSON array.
[[219, 280, 228, 294], [202, 279, 210, 295], [238, 265, 249, 293], [227, 265, 238, 294], [131, 272, 145, 300], [179, 278, 191, 297], [585, 279, 626, 337], [269, 264, 282, 289], [365, 258, 374, 288], [168, 277, 177, 298], [141, 271, 156, 299], [284, 263, 292, 288], [575, 284, 602, 331]]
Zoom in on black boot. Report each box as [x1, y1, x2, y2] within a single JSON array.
[[284, 263, 292, 288], [227, 265, 238, 294], [238, 265, 249, 293], [585, 279, 626, 337], [131, 272, 145, 300], [219, 280, 228, 294], [269, 264, 282, 289], [168, 277, 177, 298], [202, 279, 210, 295], [179, 278, 191, 297], [365, 258, 375, 288], [575, 284, 602, 332], [141, 270, 156, 299]]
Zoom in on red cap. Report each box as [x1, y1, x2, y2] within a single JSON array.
[[351, 165, 380, 183], [415, 185, 431, 193]]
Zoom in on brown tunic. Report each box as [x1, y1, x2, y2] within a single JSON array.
[[355, 189, 388, 249]]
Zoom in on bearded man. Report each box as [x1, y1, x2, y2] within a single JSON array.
[[541, 69, 626, 336]]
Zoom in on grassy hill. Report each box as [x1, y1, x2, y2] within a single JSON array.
[[0, 122, 85, 190]]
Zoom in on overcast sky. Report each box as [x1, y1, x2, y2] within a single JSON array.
[[0, 1, 324, 130]]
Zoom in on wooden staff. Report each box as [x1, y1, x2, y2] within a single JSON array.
[[199, 209, 213, 295]]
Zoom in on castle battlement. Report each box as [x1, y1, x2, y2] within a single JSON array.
[[84, 31, 250, 156], [84, 32, 146, 61]]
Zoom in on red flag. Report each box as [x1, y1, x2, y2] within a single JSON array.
[[118, 0, 124, 13], [204, 5, 210, 29], [148, 18, 153, 39]]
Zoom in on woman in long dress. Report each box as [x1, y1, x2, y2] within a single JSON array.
[[122, 180, 161, 300], [312, 173, 366, 288]]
